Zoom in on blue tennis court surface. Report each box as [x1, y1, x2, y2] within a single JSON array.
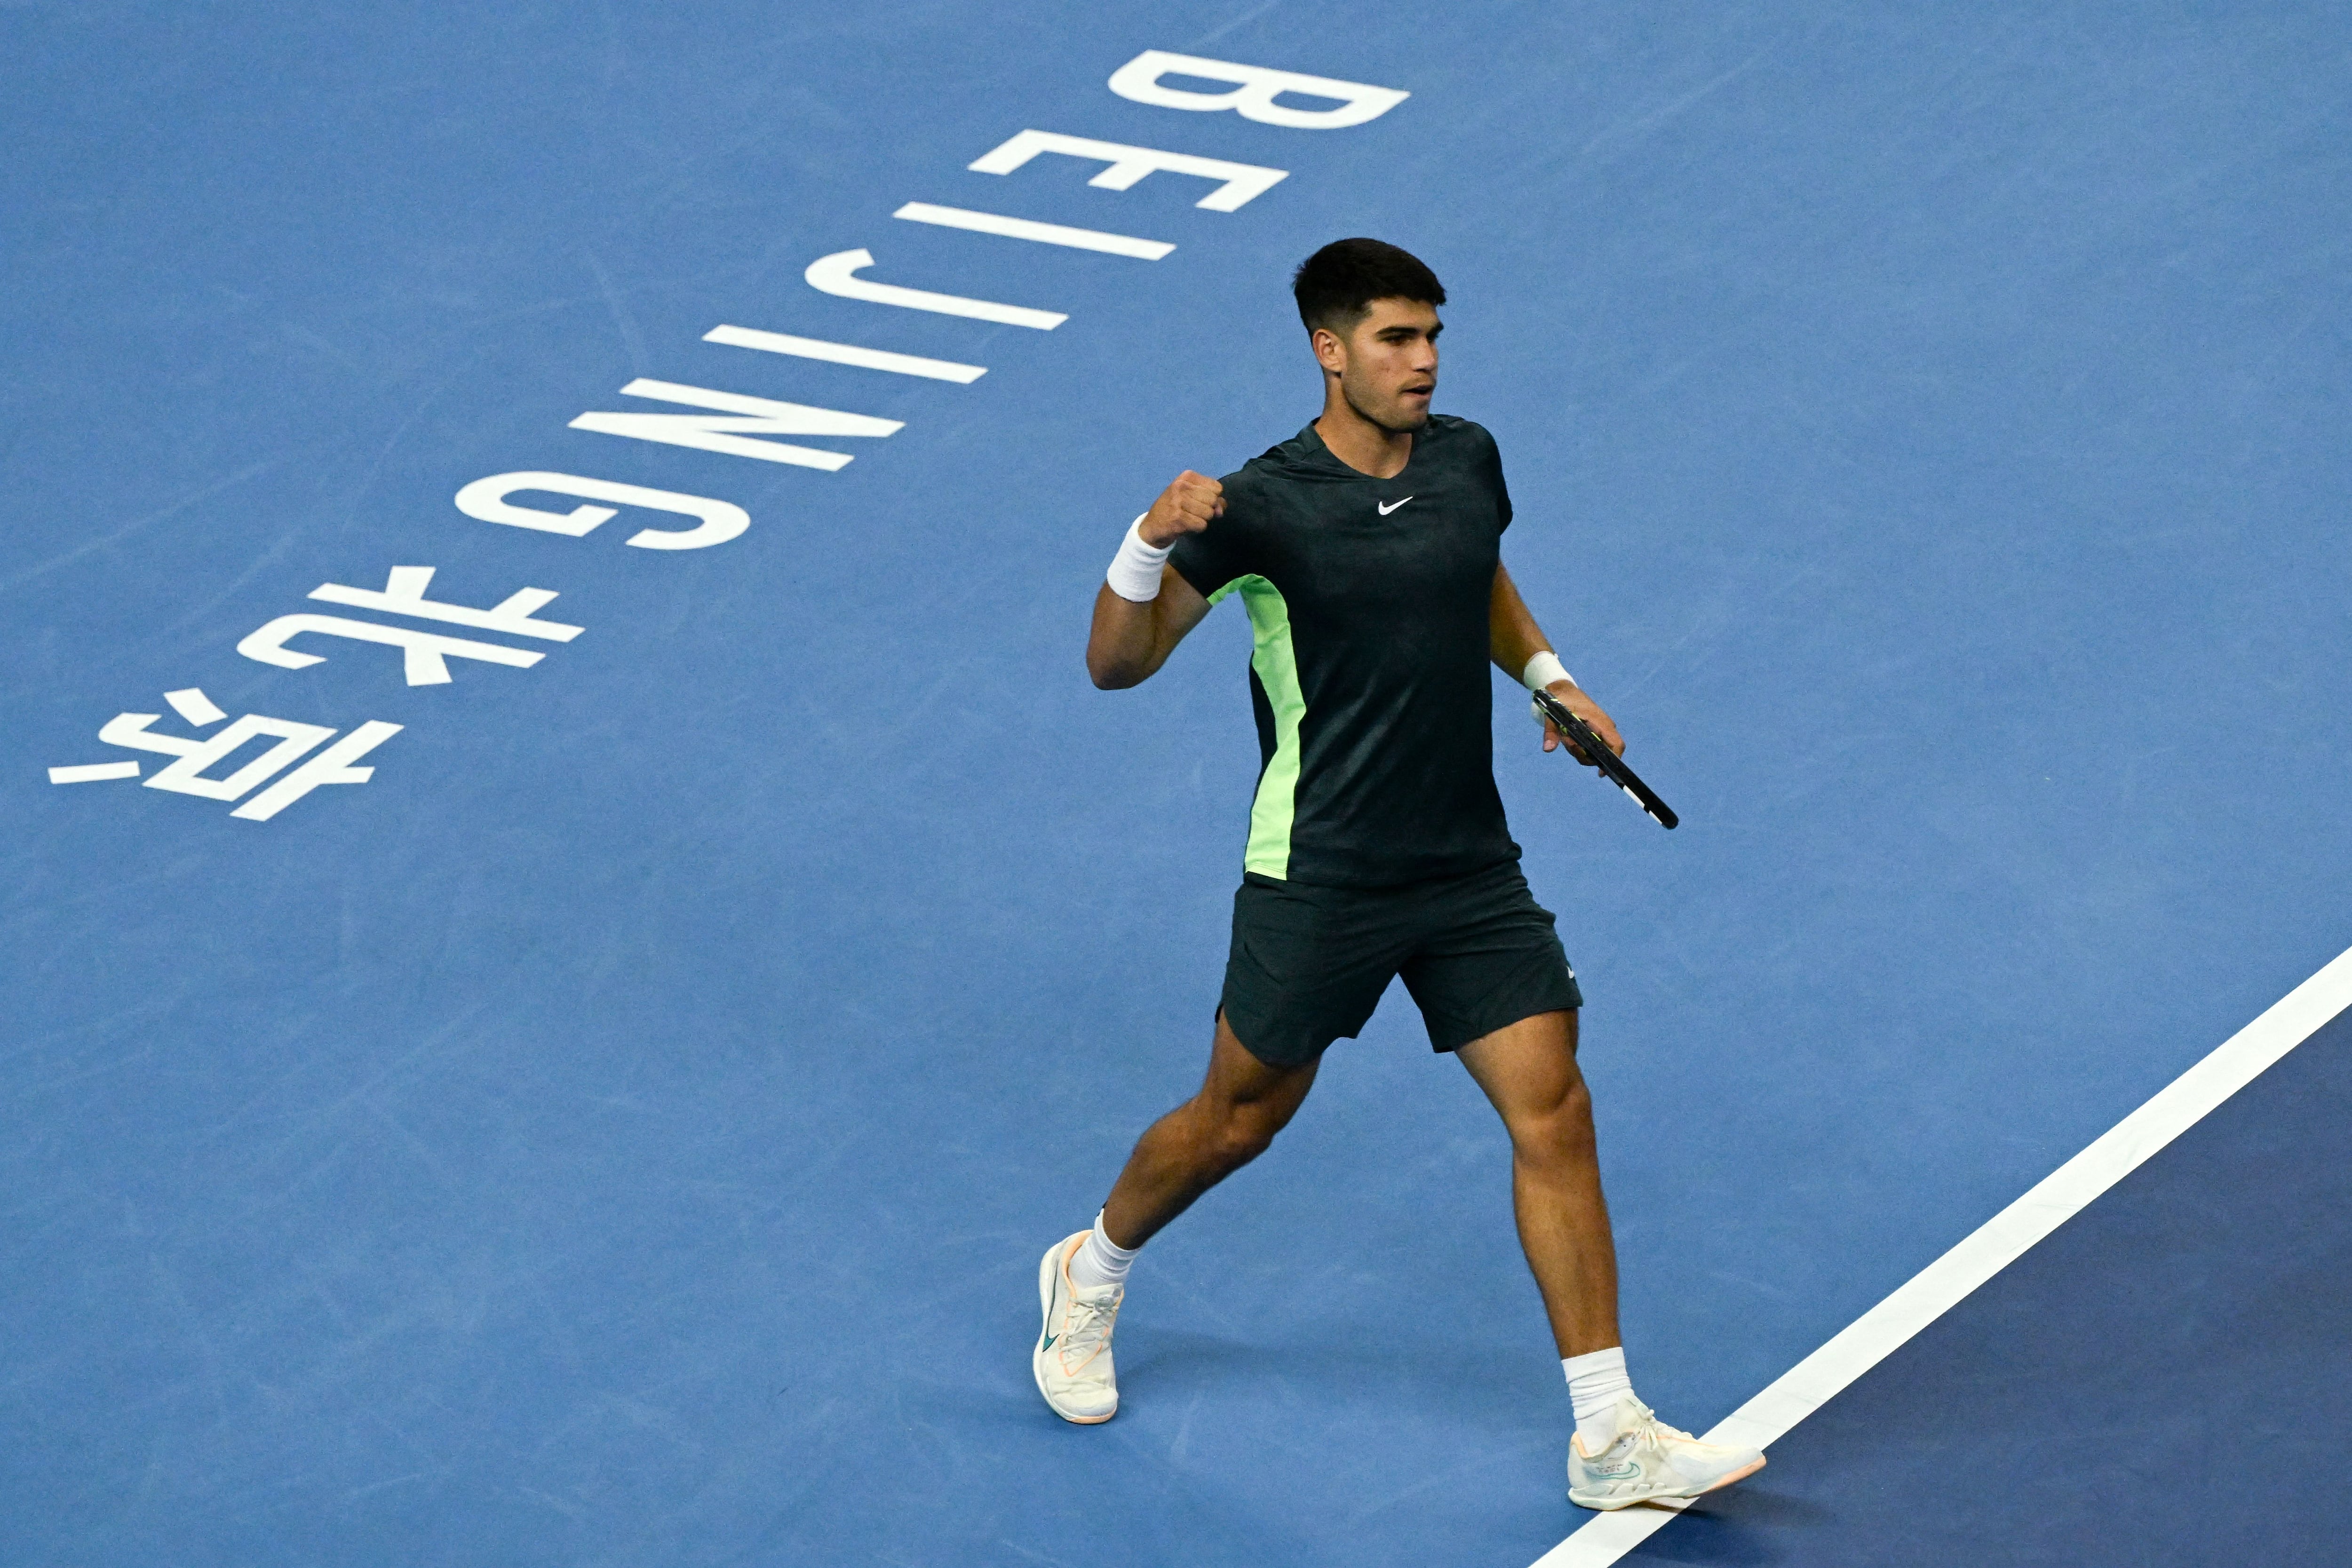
[[5, 5, 2346, 1566]]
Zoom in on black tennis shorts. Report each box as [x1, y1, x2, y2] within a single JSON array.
[[1218, 860, 1583, 1068]]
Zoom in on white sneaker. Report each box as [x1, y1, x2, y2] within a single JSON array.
[[1567, 1395, 1765, 1510], [1033, 1230, 1123, 1424]]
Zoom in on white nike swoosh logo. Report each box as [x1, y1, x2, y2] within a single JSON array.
[[1376, 496, 1414, 515]]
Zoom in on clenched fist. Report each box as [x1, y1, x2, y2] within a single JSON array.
[[1140, 470, 1224, 547]]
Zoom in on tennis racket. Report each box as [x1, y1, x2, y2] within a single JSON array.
[[1531, 688, 1678, 830]]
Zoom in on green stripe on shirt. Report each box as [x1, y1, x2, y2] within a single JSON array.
[[1209, 574, 1304, 879]]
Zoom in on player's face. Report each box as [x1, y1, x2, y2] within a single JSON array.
[[1317, 297, 1442, 432]]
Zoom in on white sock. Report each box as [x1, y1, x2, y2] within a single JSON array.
[[1067, 1210, 1138, 1292], [1565, 1346, 1635, 1450]]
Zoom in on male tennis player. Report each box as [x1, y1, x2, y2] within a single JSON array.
[[1033, 239, 1764, 1511]]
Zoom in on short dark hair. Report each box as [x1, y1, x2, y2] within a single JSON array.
[[1291, 238, 1446, 335]]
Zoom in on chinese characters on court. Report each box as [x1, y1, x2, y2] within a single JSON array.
[[49, 50, 1408, 822]]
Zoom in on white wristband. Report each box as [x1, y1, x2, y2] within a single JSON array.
[[1522, 650, 1574, 691], [1105, 514, 1173, 603]]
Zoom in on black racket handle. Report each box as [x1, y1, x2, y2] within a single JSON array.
[[1531, 689, 1679, 830]]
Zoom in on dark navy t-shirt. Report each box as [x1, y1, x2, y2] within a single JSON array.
[[1169, 415, 1520, 889]]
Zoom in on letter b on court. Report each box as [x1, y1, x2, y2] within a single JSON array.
[[1108, 51, 1408, 130]]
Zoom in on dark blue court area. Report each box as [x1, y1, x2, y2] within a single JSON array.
[[1629, 1004, 2352, 1567], [5, 6, 2347, 1567]]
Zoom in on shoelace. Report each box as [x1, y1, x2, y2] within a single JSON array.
[[1618, 1401, 1697, 1456], [1058, 1291, 1121, 1365]]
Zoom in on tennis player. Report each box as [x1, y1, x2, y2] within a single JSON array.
[[1034, 239, 1763, 1511]]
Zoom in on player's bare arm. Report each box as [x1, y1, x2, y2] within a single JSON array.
[[1085, 470, 1222, 689], [1488, 564, 1624, 764]]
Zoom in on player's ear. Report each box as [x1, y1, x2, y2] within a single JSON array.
[[1311, 325, 1345, 374]]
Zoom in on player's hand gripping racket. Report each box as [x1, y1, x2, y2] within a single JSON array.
[[1531, 688, 1679, 830]]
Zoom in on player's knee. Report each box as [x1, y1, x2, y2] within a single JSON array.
[[1510, 1078, 1597, 1168], [1206, 1106, 1285, 1172]]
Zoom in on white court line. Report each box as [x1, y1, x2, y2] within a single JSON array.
[[1533, 940, 2352, 1568], [892, 201, 1175, 260], [702, 325, 986, 383]]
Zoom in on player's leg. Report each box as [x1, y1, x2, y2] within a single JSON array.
[[1032, 1011, 1319, 1425], [1396, 867, 1606, 1355], [1035, 1011, 1317, 1429], [1100, 1009, 1320, 1249], [1454, 1008, 1618, 1355], [1035, 873, 1395, 1425], [1404, 863, 1764, 1507], [1456, 1011, 1764, 1508]]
